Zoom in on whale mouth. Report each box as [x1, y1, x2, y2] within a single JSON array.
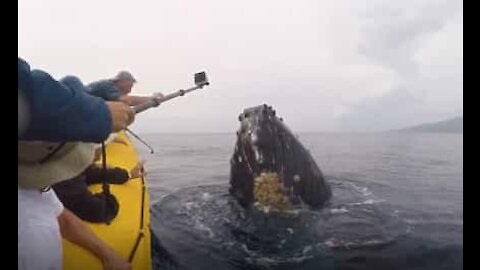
[[253, 172, 294, 212]]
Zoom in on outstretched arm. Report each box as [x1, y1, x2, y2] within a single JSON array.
[[118, 95, 154, 106], [58, 209, 132, 270], [118, 91, 165, 106]]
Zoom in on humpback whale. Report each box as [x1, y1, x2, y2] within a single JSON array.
[[229, 104, 331, 210]]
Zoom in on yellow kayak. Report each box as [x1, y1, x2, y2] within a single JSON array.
[[62, 132, 152, 270]]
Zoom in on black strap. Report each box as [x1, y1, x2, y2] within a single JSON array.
[[128, 231, 144, 262], [128, 166, 147, 263], [99, 135, 147, 260], [101, 141, 111, 225], [125, 128, 154, 154]]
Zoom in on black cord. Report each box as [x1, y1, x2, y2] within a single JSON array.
[[126, 128, 154, 154], [128, 161, 147, 263], [101, 141, 111, 225]]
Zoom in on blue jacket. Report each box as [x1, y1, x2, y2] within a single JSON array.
[[18, 58, 111, 143], [87, 79, 123, 101]]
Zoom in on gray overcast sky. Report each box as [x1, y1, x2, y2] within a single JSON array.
[[19, 0, 463, 133]]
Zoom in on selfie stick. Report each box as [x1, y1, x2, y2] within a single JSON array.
[[133, 72, 209, 114]]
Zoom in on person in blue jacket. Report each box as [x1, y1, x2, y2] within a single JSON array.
[[18, 57, 134, 270]]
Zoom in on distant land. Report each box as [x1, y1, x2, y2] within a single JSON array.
[[392, 116, 463, 133]]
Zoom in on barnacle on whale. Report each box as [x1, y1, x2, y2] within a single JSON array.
[[253, 172, 291, 211]]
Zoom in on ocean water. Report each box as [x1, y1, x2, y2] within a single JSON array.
[[133, 132, 463, 270]]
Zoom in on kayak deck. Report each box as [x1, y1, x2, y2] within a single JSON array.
[[62, 132, 152, 270]]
